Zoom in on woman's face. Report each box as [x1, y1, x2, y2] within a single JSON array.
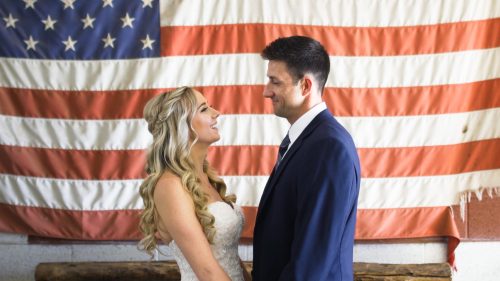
[[191, 90, 221, 144]]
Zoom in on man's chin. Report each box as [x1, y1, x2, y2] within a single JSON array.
[[273, 110, 286, 118]]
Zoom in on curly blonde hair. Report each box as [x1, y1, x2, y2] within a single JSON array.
[[138, 86, 236, 257]]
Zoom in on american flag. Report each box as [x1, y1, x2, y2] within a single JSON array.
[[1, 0, 499, 266]]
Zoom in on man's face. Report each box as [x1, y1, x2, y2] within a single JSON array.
[[263, 60, 303, 122]]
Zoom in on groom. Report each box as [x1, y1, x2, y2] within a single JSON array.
[[252, 36, 361, 280]]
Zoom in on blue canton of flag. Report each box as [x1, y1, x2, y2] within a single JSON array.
[[0, 0, 159, 59]]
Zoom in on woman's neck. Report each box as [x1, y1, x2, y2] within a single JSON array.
[[190, 143, 208, 175]]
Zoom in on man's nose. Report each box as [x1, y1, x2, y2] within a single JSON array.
[[263, 84, 273, 98]]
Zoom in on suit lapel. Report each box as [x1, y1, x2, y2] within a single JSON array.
[[257, 137, 303, 216], [257, 110, 331, 217]]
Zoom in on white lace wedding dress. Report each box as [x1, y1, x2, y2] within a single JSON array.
[[168, 201, 245, 281]]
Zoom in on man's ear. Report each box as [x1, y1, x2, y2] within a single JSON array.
[[301, 76, 313, 96]]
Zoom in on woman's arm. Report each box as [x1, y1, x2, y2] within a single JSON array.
[[154, 173, 230, 281]]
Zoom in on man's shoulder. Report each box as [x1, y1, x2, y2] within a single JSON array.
[[312, 114, 352, 141]]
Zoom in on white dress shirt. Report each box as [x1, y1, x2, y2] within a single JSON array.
[[282, 102, 327, 155]]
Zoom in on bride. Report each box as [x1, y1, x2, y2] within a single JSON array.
[[138, 86, 251, 281]]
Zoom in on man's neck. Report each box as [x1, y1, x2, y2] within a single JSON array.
[[287, 102, 327, 145], [287, 98, 323, 125]]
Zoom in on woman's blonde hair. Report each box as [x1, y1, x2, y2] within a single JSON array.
[[138, 86, 236, 257]]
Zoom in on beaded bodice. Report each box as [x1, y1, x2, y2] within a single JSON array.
[[168, 202, 244, 280]]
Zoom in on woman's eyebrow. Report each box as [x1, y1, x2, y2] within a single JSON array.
[[197, 102, 207, 110]]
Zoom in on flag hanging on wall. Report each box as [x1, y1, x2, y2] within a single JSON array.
[[1, 0, 499, 265]]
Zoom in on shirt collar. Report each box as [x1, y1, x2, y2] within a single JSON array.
[[288, 102, 327, 145]]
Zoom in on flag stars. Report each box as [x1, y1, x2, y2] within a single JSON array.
[[142, 0, 153, 8], [120, 13, 135, 28], [23, 0, 37, 9], [61, 0, 76, 10], [81, 14, 95, 29], [3, 14, 19, 28], [62, 36, 77, 51], [42, 15, 57, 30], [141, 34, 155, 50], [24, 36, 39, 51], [102, 33, 116, 48], [102, 0, 113, 8]]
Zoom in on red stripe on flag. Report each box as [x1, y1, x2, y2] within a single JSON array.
[[328, 78, 500, 117], [0, 145, 146, 180], [0, 203, 253, 239], [0, 88, 162, 119], [0, 203, 141, 240], [161, 19, 500, 56], [2, 139, 499, 179], [357, 139, 500, 178], [356, 207, 460, 266], [208, 141, 500, 177], [208, 146, 277, 176], [0, 203, 459, 244], [1, 79, 498, 118], [356, 207, 459, 240]]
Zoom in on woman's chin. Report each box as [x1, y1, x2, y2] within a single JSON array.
[[205, 135, 221, 145]]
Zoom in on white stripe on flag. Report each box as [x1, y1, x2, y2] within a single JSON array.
[[1, 48, 498, 90], [0, 174, 143, 210], [358, 169, 500, 209], [0, 115, 151, 150], [222, 175, 268, 206], [1, 169, 499, 210], [2, 108, 499, 149], [160, 0, 499, 27]]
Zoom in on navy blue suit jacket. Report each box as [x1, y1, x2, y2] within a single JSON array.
[[252, 110, 361, 281]]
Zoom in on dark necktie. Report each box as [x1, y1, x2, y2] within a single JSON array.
[[276, 134, 290, 167]]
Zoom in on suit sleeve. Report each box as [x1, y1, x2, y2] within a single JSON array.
[[278, 138, 360, 280]]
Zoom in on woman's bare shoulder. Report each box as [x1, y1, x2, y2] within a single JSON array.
[[153, 171, 194, 243], [154, 171, 193, 207]]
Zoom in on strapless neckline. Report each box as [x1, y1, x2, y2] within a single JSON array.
[[167, 202, 245, 281]]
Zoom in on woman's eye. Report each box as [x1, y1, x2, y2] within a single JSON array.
[[201, 107, 208, 112]]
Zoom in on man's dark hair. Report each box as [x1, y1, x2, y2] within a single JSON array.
[[261, 36, 330, 92]]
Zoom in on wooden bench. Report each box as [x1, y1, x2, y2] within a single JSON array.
[[35, 261, 451, 281]]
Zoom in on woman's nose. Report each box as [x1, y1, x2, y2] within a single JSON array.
[[212, 108, 220, 118]]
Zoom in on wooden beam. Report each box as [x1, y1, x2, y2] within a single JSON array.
[[354, 262, 451, 281], [354, 262, 452, 277], [35, 261, 180, 281], [35, 261, 451, 281]]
